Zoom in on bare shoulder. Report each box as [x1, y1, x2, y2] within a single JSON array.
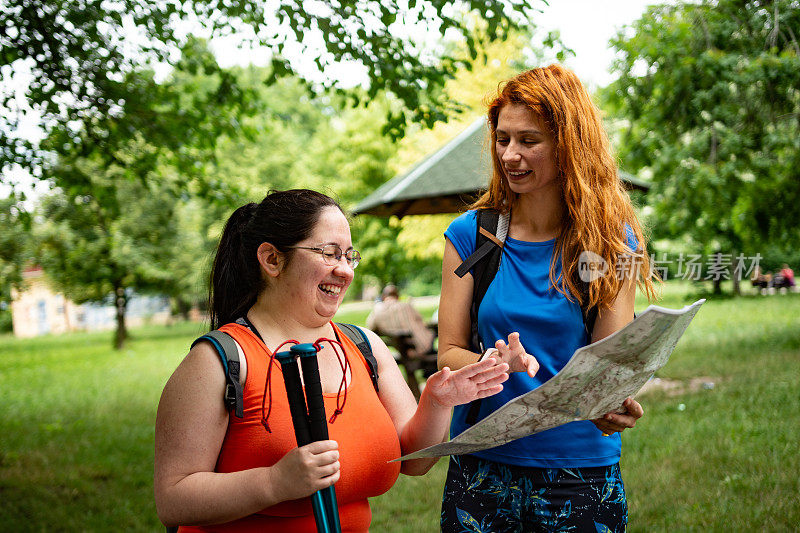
[[155, 341, 230, 452], [157, 341, 229, 423], [360, 327, 417, 427], [155, 341, 231, 497], [592, 275, 637, 343], [173, 340, 227, 386]]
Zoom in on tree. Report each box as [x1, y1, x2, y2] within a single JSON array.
[[35, 174, 184, 348], [1, 0, 543, 189], [0, 197, 30, 331], [30, 41, 255, 348], [0, 197, 27, 294], [341, 27, 551, 294], [36, 37, 259, 202], [605, 0, 800, 292], [29, 45, 400, 344]]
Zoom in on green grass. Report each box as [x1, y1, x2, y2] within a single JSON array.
[[0, 321, 208, 532], [1, 285, 798, 531]]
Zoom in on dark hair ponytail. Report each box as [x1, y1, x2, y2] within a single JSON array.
[[209, 189, 342, 329]]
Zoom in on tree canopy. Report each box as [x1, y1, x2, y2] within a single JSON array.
[[1, 0, 542, 188], [29, 40, 257, 347], [605, 0, 800, 262], [3, 5, 560, 342]]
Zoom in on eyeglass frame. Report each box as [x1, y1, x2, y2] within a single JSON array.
[[288, 243, 361, 269]]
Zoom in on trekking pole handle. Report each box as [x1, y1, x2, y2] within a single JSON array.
[[292, 343, 341, 533], [276, 349, 331, 533]]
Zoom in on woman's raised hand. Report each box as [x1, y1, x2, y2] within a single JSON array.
[[266, 440, 340, 501], [493, 332, 539, 377], [426, 358, 509, 409]]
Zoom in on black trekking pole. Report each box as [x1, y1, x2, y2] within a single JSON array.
[[294, 343, 342, 533], [275, 349, 333, 533]]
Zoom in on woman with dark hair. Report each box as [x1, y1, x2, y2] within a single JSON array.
[[437, 65, 658, 531], [154, 189, 509, 532]]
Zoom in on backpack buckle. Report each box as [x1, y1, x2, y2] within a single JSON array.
[[224, 383, 237, 407]]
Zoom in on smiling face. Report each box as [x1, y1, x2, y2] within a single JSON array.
[[280, 206, 355, 325], [495, 103, 558, 196]]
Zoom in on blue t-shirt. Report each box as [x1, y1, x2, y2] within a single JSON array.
[[445, 211, 635, 468]]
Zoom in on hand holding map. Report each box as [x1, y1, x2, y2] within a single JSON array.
[[396, 299, 705, 461]]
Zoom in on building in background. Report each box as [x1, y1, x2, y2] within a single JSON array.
[[10, 266, 171, 338]]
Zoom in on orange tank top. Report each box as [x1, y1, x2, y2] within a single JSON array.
[[179, 323, 401, 533]]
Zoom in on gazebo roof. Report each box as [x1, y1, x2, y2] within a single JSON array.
[[353, 118, 650, 218]]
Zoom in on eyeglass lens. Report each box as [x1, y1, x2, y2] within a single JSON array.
[[321, 244, 360, 268]]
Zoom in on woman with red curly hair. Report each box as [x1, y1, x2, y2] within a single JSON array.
[[437, 64, 657, 532]]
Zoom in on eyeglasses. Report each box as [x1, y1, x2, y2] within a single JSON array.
[[289, 243, 361, 269]]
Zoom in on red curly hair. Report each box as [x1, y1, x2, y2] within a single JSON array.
[[473, 64, 657, 309]]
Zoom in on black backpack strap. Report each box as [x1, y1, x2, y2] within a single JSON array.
[[454, 209, 509, 425], [454, 209, 509, 355], [335, 322, 379, 393], [191, 330, 244, 419], [573, 272, 599, 339], [454, 239, 498, 278], [584, 304, 599, 338], [235, 316, 266, 343]]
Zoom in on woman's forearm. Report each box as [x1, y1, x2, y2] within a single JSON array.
[[398, 386, 453, 476], [156, 467, 276, 527], [438, 344, 480, 371]]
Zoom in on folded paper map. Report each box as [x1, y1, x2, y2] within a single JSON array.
[[396, 299, 705, 461]]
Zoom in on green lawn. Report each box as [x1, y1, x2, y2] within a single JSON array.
[[1, 283, 798, 531]]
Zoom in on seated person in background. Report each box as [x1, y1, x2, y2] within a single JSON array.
[[751, 266, 770, 290], [778, 264, 795, 288], [367, 285, 435, 359]]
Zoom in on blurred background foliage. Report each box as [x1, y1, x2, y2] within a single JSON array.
[[1, 0, 799, 343], [1, 1, 554, 343], [602, 0, 800, 276]]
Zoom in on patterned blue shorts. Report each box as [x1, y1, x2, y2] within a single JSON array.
[[441, 454, 628, 532]]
